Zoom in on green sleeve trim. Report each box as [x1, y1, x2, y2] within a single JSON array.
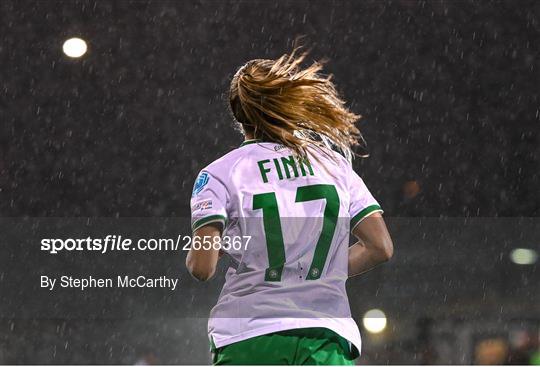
[[350, 204, 383, 230], [192, 214, 227, 232]]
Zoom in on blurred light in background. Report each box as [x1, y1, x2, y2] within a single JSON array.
[[403, 180, 421, 199], [510, 248, 538, 265], [362, 308, 387, 333], [63, 37, 87, 58], [474, 338, 509, 365]]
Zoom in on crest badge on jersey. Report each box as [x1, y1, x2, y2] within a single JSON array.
[[192, 172, 210, 196]]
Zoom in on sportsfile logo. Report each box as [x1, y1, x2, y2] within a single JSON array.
[[40, 235, 185, 254]]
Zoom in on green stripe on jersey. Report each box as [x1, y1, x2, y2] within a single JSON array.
[[350, 205, 383, 230], [192, 214, 227, 232]]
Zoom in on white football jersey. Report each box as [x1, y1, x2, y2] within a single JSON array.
[[190, 139, 382, 356]]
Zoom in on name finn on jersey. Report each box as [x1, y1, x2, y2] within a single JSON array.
[[257, 155, 314, 183]]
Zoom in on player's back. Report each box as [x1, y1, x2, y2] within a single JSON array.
[[190, 139, 382, 351]]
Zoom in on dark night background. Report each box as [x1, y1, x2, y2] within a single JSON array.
[[0, 0, 539, 364]]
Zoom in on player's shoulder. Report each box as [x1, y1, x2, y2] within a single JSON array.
[[197, 141, 256, 176], [308, 144, 352, 170], [191, 147, 240, 196]]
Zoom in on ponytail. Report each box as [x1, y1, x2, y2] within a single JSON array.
[[229, 49, 363, 160]]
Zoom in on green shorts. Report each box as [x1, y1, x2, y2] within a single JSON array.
[[212, 327, 356, 365]]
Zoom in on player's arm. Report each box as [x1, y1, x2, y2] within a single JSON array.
[[187, 169, 228, 281], [348, 212, 393, 277], [186, 223, 222, 281]]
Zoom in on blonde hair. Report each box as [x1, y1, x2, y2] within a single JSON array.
[[229, 49, 363, 161]]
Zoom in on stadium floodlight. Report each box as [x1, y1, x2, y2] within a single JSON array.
[[510, 248, 538, 265], [63, 37, 87, 58], [362, 309, 387, 333]]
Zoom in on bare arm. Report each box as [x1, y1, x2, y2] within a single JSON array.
[[185, 223, 222, 281], [348, 212, 393, 277]]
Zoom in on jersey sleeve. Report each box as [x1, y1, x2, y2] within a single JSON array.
[[190, 170, 229, 232], [348, 168, 383, 230]]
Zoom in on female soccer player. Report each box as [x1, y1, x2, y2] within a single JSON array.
[[186, 50, 393, 365]]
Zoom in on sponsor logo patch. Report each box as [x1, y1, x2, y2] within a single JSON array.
[[192, 172, 209, 196], [192, 199, 213, 211]]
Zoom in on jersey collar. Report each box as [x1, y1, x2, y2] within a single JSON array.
[[240, 139, 261, 147]]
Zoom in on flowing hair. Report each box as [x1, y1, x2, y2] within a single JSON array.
[[229, 48, 364, 162]]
